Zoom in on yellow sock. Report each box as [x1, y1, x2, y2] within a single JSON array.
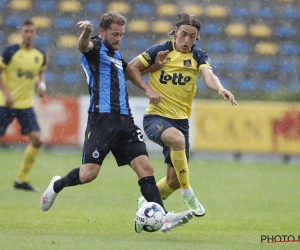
[[157, 177, 175, 199], [170, 149, 190, 189], [17, 145, 40, 182]]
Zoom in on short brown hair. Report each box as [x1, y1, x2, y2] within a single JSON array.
[[169, 12, 201, 39], [21, 19, 35, 27], [99, 11, 127, 29]]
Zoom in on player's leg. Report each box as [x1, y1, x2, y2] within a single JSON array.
[[130, 155, 165, 211], [143, 115, 192, 199], [40, 163, 101, 211], [128, 155, 164, 233], [161, 127, 205, 217], [156, 164, 178, 199], [14, 108, 41, 191], [110, 118, 166, 211], [130, 155, 194, 233], [54, 163, 101, 192], [40, 113, 111, 211], [144, 115, 204, 216], [0, 107, 14, 136], [40, 140, 105, 211], [143, 115, 175, 197], [114, 118, 194, 232], [14, 131, 42, 191]]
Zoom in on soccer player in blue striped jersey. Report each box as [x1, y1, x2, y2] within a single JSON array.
[[40, 11, 195, 233], [127, 12, 237, 227]]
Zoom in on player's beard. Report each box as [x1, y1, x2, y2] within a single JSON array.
[[103, 38, 120, 51]]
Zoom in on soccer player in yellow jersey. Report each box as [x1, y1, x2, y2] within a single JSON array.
[[0, 20, 47, 191], [127, 12, 237, 230]]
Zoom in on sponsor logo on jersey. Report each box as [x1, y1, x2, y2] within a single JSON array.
[[159, 70, 191, 85], [17, 69, 35, 79], [142, 52, 151, 61], [108, 56, 123, 69]]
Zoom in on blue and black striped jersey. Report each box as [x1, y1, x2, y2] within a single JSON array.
[[81, 36, 131, 115]]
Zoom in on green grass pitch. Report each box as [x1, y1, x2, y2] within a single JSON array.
[[0, 147, 299, 250]]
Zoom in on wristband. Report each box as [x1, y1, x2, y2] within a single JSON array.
[[39, 81, 46, 91]]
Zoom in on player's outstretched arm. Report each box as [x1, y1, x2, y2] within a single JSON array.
[[0, 67, 13, 107], [126, 58, 162, 105], [77, 21, 94, 53], [201, 67, 237, 106]]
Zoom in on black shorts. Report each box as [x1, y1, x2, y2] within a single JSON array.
[[82, 113, 148, 166], [0, 107, 40, 136], [143, 115, 190, 167]]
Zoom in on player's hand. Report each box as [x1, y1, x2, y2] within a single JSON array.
[[77, 21, 93, 34], [152, 50, 169, 71], [146, 88, 162, 105], [218, 88, 238, 106], [5, 92, 13, 107]]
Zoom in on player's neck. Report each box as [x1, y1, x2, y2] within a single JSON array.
[[21, 42, 34, 49]]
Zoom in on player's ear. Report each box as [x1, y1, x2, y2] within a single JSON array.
[[174, 27, 178, 37], [99, 27, 105, 36]]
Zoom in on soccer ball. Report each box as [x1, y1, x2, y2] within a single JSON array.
[[135, 202, 166, 232]]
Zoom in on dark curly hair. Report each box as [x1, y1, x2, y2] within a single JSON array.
[[169, 12, 201, 40], [99, 11, 127, 29]]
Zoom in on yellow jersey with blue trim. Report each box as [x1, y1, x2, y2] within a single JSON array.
[[0, 44, 47, 109], [138, 39, 212, 119]]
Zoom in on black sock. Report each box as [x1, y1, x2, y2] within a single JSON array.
[[53, 168, 82, 193], [138, 176, 167, 213]]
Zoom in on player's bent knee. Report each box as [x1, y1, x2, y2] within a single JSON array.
[[163, 134, 185, 150], [32, 140, 43, 148], [135, 167, 154, 179], [29, 133, 43, 148], [130, 155, 155, 178], [171, 136, 185, 148]]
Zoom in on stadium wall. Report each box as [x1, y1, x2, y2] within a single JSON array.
[[1, 96, 300, 155], [193, 100, 300, 155]]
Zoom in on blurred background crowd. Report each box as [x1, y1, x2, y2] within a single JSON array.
[[0, 0, 299, 101]]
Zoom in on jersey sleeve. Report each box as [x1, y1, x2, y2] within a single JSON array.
[[193, 47, 212, 71], [122, 58, 128, 70], [0, 44, 20, 68], [83, 36, 101, 56], [36, 46, 47, 71], [137, 42, 170, 67], [41, 53, 47, 70]]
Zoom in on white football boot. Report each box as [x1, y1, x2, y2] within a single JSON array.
[[40, 176, 61, 211], [160, 210, 194, 233]]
